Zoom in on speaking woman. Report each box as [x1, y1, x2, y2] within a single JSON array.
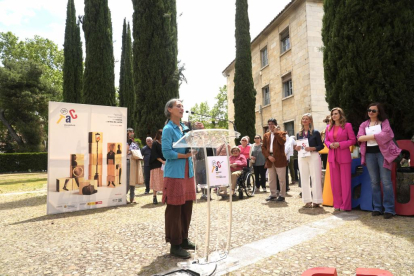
[[324, 107, 356, 211], [161, 98, 203, 259]]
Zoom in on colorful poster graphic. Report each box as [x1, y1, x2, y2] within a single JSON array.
[[206, 156, 229, 187], [47, 102, 127, 214]]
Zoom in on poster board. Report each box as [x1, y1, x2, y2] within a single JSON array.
[[47, 102, 127, 215]]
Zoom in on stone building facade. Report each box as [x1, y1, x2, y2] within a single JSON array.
[[223, 0, 329, 137]]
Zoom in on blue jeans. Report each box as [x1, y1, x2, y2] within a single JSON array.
[[365, 152, 395, 214]]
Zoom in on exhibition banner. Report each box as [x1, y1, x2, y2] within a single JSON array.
[[47, 102, 127, 215]]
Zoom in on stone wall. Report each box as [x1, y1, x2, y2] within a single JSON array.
[[225, 0, 329, 137]]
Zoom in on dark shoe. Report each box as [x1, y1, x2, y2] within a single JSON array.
[[170, 245, 190, 259], [153, 196, 158, 204], [299, 192, 302, 198], [144, 191, 149, 194], [276, 196, 285, 202], [304, 203, 313, 208], [383, 212, 393, 219], [63, 186, 68, 191], [181, 239, 196, 250], [372, 211, 381, 216], [265, 196, 277, 201], [200, 194, 207, 200]]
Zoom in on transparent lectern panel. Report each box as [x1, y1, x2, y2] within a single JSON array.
[[173, 129, 240, 149]]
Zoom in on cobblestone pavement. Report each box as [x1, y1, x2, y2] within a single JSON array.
[[0, 183, 412, 276]]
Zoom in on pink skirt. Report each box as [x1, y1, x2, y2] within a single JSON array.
[[150, 168, 164, 192], [162, 160, 196, 205]]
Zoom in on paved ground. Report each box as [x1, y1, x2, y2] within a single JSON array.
[[0, 183, 412, 276]]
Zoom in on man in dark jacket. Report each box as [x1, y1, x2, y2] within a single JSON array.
[[141, 137, 153, 194]]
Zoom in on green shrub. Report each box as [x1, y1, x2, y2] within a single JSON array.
[[0, 153, 47, 173]]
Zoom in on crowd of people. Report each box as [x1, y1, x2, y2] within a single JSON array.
[[124, 100, 402, 259]]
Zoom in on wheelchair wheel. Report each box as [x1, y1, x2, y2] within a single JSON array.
[[244, 173, 255, 197]]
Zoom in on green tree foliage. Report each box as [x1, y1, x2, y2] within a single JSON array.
[[0, 32, 63, 97], [189, 86, 229, 129], [322, 0, 414, 139], [233, 0, 256, 143], [0, 60, 59, 152], [0, 32, 63, 152], [63, 0, 83, 103], [190, 102, 213, 129], [132, 0, 179, 140], [82, 0, 116, 106], [119, 20, 136, 128], [211, 85, 229, 129]]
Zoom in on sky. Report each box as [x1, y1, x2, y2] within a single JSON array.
[[0, 0, 292, 115]]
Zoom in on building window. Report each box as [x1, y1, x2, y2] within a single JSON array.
[[282, 73, 293, 98], [261, 46, 268, 68], [284, 121, 294, 136], [262, 85, 270, 106], [280, 28, 290, 53]]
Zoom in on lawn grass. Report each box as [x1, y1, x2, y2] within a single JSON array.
[[0, 172, 47, 194]]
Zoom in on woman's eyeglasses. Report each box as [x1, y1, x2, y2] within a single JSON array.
[[254, 137, 260, 139], [367, 109, 377, 113]]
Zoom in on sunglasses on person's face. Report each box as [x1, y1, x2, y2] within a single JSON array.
[[367, 109, 378, 113], [254, 137, 260, 139], [241, 140, 247, 142]]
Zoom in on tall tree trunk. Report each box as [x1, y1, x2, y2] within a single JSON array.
[[0, 109, 24, 145]]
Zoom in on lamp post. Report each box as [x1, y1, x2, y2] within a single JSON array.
[[94, 133, 100, 186]]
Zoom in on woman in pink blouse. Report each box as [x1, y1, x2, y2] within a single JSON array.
[[238, 136, 251, 164], [220, 146, 247, 196], [324, 107, 356, 211]]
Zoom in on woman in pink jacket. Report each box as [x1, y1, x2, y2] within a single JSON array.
[[325, 107, 356, 211], [357, 103, 401, 219]]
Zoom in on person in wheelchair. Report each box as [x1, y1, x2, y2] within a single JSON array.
[[220, 146, 247, 196]]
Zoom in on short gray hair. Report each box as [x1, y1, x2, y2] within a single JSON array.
[[164, 98, 182, 119], [146, 137, 153, 142], [241, 136, 250, 142]]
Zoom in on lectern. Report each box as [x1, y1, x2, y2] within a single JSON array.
[[173, 129, 240, 263]]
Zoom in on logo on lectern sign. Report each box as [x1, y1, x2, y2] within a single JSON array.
[[207, 156, 229, 187]]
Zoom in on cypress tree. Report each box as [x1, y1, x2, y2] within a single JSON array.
[[233, 0, 256, 142], [322, 0, 414, 139], [119, 20, 136, 128], [82, 0, 115, 106], [132, 0, 179, 139], [63, 0, 83, 103], [119, 19, 127, 107]]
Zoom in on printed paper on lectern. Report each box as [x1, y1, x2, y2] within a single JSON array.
[[206, 156, 229, 187]]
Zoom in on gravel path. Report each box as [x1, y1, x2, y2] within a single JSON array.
[[0, 183, 412, 276]]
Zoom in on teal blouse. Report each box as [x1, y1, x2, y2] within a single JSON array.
[[161, 120, 194, 179]]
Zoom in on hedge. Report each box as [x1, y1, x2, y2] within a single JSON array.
[[0, 153, 47, 173]]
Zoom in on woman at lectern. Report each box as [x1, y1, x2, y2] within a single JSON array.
[[161, 98, 204, 259]]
